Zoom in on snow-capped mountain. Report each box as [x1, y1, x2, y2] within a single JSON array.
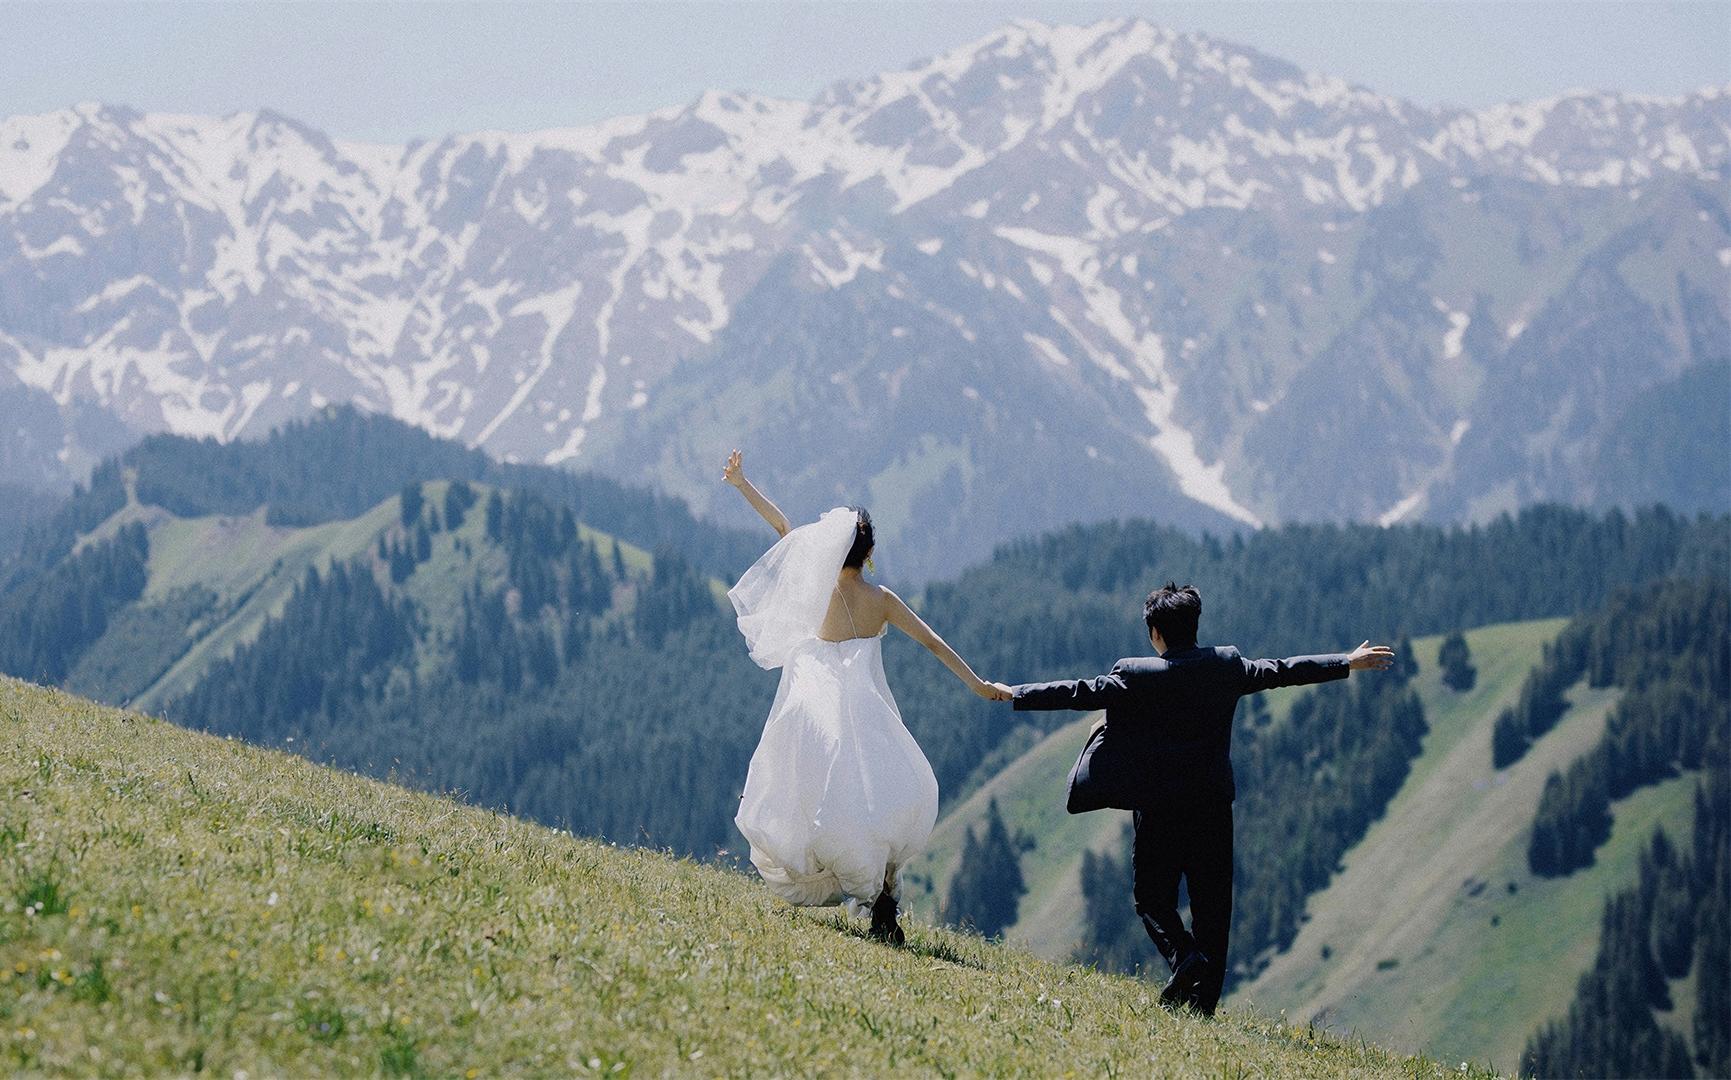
[[3, 18, 1727, 577]]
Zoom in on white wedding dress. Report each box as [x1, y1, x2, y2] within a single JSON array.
[[729, 508, 940, 914]]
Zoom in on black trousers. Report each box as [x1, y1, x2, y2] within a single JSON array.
[[1132, 798, 1233, 1010]]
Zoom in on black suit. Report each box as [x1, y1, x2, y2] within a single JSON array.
[[1013, 645, 1349, 1011]]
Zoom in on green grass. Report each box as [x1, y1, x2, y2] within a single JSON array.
[[0, 677, 1489, 1077]]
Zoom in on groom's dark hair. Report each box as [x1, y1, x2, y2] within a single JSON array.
[[1145, 582, 1201, 651]]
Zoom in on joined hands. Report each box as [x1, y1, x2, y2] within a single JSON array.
[[975, 681, 1015, 702]]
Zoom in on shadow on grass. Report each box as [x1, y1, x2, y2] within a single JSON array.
[[812, 911, 989, 969]]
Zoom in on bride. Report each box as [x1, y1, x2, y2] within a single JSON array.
[[723, 450, 1011, 943]]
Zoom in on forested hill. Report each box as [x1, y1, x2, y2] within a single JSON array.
[[881, 505, 1727, 801], [0, 405, 764, 588]]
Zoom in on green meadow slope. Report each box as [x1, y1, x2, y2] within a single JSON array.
[[0, 677, 1489, 1077], [59, 477, 653, 714], [1233, 623, 1700, 1074]]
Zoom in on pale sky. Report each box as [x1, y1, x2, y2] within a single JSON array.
[[2, 1, 1726, 143]]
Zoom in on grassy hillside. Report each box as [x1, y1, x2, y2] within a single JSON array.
[[1231, 621, 1566, 1040], [0, 678, 1487, 1077], [59, 480, 656, 714], [1234, 619, 1703, 1073], [902, 618, 1697, 1072]]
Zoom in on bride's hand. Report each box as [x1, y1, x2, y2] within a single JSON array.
[[974, 679, 1014, 702], [723, 449, 745, 488]]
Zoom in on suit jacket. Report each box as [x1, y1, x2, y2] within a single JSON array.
[[1012, 646, 1350, 805]]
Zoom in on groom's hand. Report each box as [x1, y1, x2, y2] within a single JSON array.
[[982, 682, 1015, 701], [1347, 641, 1395, 671]]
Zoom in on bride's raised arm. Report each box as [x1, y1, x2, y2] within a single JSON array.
[[723, 449, 791, 538], [883, 589, 1012, 700]]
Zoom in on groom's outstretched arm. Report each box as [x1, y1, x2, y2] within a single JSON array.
[[1239, 642, 1394, 694], [1012, 664, 1132, 712], [1239, 653, 1350, 694]]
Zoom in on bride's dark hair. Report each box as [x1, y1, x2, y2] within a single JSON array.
[[843, 506, 874, 569]]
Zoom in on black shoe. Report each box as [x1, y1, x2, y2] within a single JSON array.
[[1159, 950, 1210, 1010], [868, 890, 905, 945]]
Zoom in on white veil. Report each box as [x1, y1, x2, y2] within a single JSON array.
[[728, 506, 859, 669]]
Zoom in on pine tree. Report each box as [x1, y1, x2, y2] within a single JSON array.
[[562, 611, 588, 664], [388, 540, 414, 584], [1439, 630, 1477, 691], [526, 624, 559, 685], [498, 630, 523, 694], [455, 611, 482, 684], [1652, 858, 1696, 978], [400, 482, 423, 527], [1696, 881, 1729, 1075], [1076, 825, 1144, 974], [444, 480, 475, 531], [1492, 709, 1528, 768], [1391, 636, 1418, 684], [943, 799, 1027, 937]]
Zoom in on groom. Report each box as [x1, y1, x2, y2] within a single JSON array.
[[1003, 582, 1394, 1016]]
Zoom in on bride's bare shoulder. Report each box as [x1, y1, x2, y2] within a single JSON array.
[[873, 583, 906, 615]]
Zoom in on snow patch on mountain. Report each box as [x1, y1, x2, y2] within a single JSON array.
[[474, 281, 586, 446], [0, 108, 80, 206], [1442, 309, 1470, 360], [1377, 489, 1426, 527], [805, 232, 885, 288], [1024, 332, 1071, 367], [995, 223, 1260, 525]]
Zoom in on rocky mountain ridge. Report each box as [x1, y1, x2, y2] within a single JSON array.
[[3, 17, 1726, 577]]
